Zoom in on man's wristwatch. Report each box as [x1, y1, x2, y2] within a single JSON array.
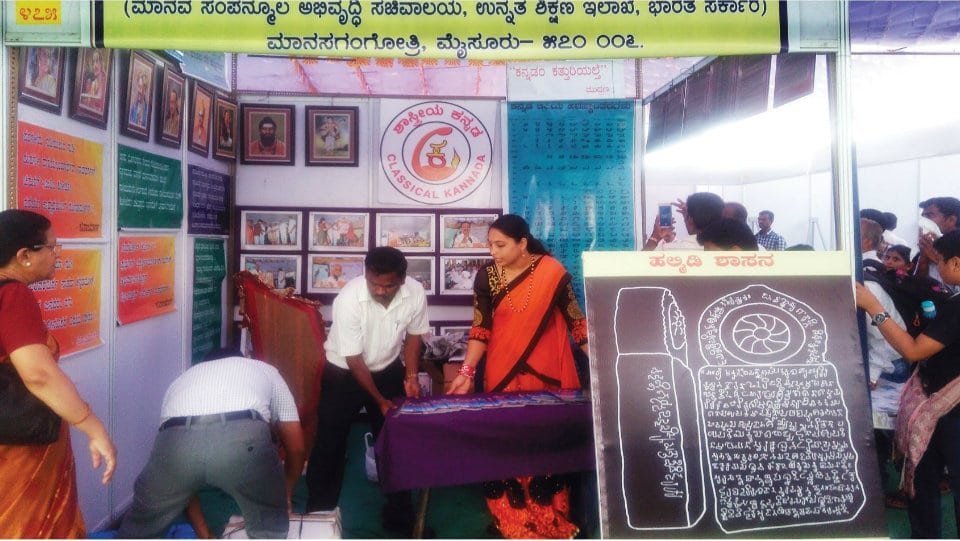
[[871, 312, 891, 326]]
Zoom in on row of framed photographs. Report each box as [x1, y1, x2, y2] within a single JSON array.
[[17, 47, 239, 161], [240, 209, 500, 254], [240, 253, 492, 296]]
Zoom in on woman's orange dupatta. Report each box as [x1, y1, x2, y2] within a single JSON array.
[[484, 256, 581, 393]]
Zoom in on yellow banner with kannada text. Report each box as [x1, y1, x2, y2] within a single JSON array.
[[99, 0, 783, 60]]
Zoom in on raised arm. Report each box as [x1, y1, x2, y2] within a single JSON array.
[[855, 282, 945, 362]]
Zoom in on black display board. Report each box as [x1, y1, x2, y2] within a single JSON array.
[[584, 251, 886, 538]]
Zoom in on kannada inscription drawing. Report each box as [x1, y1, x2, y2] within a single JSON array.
[[610, 283, 866, 534], [696, 285, 866, 533], [614, 287, 706, 531]]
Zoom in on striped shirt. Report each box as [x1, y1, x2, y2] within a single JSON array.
[[159, 356, 299, 425]]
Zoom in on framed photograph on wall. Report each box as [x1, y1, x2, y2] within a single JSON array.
[[69, 48, 112, 127], [406, 256, 436, 295], [440, 256, 491, 295], [438, 325, 471, 342], [307, 254, 365, 294], [121, 50, 156, 141], [240, 210, 302, 251], [155, 67, 184, 147], [308, 212, 368, 252], [440, 213, 498, 252], [241, 103, 295, 165], [18, 47, 66, 114], [376, 213, 435, 252], [305, 106, 358, 166], [240, 254, 302, 292], [188, 81, 213, 157], [214, 96, 238, 161]]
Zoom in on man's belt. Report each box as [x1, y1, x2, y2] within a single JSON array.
[[159, 409, 263, 431]]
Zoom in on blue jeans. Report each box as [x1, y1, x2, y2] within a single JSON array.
[[118, 418, 287, 539], [908, 406, 960, 538]]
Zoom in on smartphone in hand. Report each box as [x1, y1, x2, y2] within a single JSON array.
[[658, 204, 672, 227]]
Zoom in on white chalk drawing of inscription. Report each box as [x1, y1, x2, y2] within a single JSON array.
[[697, 285, 866, 533], [614, 287, 706, 531]]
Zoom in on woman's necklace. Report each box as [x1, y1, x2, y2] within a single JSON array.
[[500, 256, 537, 313]]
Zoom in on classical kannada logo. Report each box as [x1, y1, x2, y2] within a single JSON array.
[[381, 101, 492, 205]]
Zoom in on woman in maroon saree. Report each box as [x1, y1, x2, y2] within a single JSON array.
[[448, 214, 588, 538], [0, 210, 116, 538]]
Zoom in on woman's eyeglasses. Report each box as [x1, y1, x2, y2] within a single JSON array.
[[33, 243, 62, 254]]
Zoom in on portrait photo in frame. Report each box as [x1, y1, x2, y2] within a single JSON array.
[[441, 213, 498, 252], [440, 256, 491, 295], [241, 104, 295, 165], [240, 210, 302, 251], [156, 67, 185, 148], [376, 213, 435, 252], [305, 106, 358, 166], [188, 81, 214, 157], [214, 96, 238, 161], [18, 47, 66, 114], [121, 50, 156, 141], [69, 48, 112, 127], [406, 256, 436, 295], [308, 254, 365, 294], [241, 254, 302, 292], [308, 212, 368, 252]]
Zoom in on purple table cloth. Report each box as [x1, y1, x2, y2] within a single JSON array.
[[375, 390, 595, 493]]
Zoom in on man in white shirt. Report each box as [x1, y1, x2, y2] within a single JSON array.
[[119, 350, 304, 539], [917, 196, 960, 293], [861, 218, 904, 386], [305, 247, 429, 536]]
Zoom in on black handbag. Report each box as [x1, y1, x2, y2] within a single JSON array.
[[0, 279, 62, 445]]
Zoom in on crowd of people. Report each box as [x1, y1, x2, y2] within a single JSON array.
[[4, 194, 960, 538]]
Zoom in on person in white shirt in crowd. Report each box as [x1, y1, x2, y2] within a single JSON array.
[[860, 218, 905, 388], [916, 196, 960, 293]]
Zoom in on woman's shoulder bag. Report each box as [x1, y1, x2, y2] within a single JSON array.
[[0, 279, 61, 445]]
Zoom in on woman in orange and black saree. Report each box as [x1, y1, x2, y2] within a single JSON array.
[[448, 214, 588, 539], [0, 209, 116, 538]]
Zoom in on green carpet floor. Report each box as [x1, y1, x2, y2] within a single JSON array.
[[174, 422, 956, 538]]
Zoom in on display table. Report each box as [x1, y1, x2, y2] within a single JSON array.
[[375, 390, 595, 494]]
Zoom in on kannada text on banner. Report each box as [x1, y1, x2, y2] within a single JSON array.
[[508, 100, 635, 305], [118, 145, 184, 229], [188, 165, 231, 236], [17, 122, 104, 238], [30, 248, 103, 357], [191, 238, 226, 363], [99, 1, 782, 60], [118, 235, 176, 325]]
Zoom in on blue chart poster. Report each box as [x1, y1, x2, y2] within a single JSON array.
[[508, 100, 636, 304]]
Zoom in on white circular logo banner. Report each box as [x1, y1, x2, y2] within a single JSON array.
[[380, 101, 493, 205]]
